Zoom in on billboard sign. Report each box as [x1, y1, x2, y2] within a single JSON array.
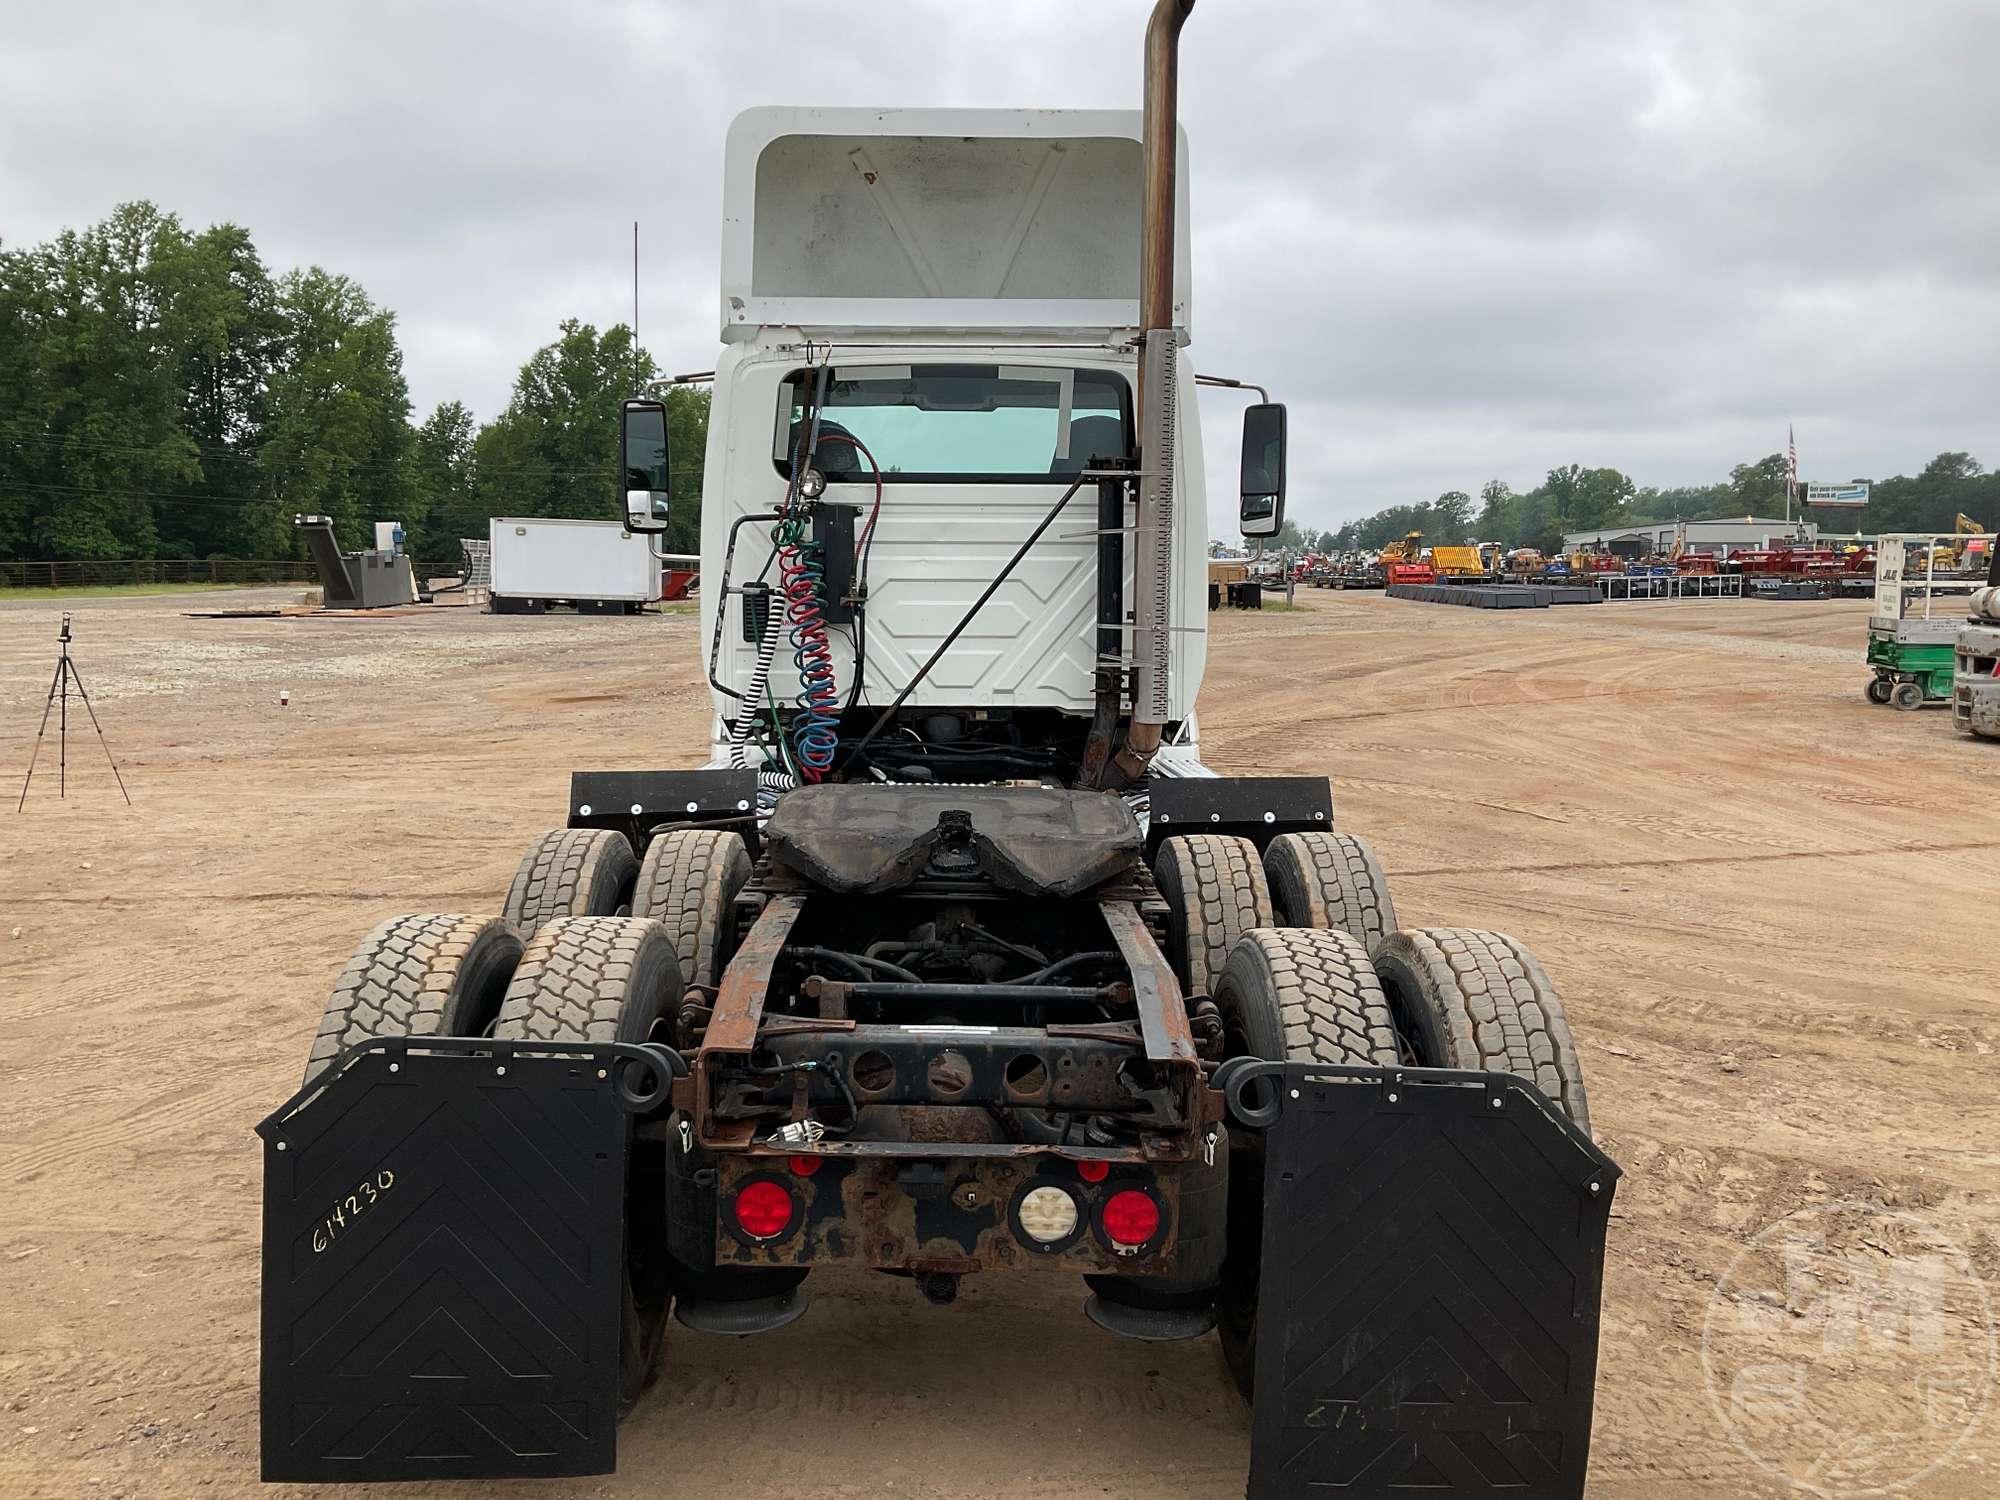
[[1806, 482, 1870, 507]]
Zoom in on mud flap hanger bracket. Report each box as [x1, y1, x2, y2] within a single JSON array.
[[1211, 1056, 1617, 1192], [259, 1035, 689, 1147]]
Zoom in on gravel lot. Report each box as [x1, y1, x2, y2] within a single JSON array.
[[1, 585, 1994, 1499]]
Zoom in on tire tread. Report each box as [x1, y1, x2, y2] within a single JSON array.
[[493, 914, 681, 1043], [503, 828, 639, 936], [1377, 926, 1590, 1131], [305, 913, 520, 1084], [1265, 831, 1398, 953], [632, 829, 751, 991], [1154, 834, 1274, 997]]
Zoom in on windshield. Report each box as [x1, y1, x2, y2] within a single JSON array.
[[774, 364, 1131, 483]]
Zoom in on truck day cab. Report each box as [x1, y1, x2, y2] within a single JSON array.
[[259, 6, 1617, 1494]]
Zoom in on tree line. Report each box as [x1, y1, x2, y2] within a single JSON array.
[[0, 202, 707, 571], [1295, 452, 2000, 557]]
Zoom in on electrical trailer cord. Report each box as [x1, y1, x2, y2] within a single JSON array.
[[735, 1059, 862, 1137]]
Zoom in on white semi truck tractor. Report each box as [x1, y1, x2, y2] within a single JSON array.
[[259, 5, 1617, 1493]]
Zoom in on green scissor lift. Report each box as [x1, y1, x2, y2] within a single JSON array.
[[1867, 532, 1993, 710]]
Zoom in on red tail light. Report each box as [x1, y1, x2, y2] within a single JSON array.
[[1076, 1159, 1110, 1183], [733, 1180, 794, 1239], [789, 1154, 822, 1177], [1102, 1189, 1161, 1247]]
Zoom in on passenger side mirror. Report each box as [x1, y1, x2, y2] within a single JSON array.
[[1239, 402, 1287, 538], [620, 398, 672, 533]]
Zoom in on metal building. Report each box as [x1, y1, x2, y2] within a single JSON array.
[[1561, 517, 1825, 558]]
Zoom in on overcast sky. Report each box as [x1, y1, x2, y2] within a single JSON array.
[[5, 0, 1997, 537]]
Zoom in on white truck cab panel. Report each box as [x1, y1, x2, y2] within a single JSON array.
[[699, 338, 1208, 726], [720, 107, 1191, 343], [699, 109, 1208, 744]]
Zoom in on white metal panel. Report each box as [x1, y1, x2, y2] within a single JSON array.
[[489, 518, 662, 602], [720, 108, 1190, 342], [699, 345, 1206, 723]]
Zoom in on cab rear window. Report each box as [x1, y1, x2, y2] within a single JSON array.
[[773, 364, 1131, 483]]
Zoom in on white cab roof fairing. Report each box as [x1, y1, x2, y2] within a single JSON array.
[[720, 107, 1191, 344]]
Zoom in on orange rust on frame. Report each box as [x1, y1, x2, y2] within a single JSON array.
[[696, 894, 806, 1145], [1098, 898, 1198, 1062], [701, 894, 804, 1054]]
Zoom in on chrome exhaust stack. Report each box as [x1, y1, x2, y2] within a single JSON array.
[[1109, 0, 1194, 788]]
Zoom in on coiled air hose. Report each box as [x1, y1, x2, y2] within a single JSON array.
[[775, 511, 840, 778], [735, 381, 884, 789]]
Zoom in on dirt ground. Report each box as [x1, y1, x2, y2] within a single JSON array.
[[1, 585, 1994, 1499]]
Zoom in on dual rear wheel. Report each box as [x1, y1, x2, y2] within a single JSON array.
[[301, 825, 754, 1408], [1153, 828, 1591, 1398], [1151, 831, 1587, 1118]]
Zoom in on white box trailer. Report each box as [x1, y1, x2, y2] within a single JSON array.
[[488, 517, 662, 614]]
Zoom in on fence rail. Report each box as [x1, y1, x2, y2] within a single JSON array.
[[0, 558, 318, 590]]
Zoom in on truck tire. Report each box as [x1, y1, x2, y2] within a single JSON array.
[[493, 914, 685, 1045], [503, 828, 639, 937], [1153, 834, 1273, 999], [493, 916, 685, 1408], [1212, 928, 1400, 1400], [1263, 831, 1398, 955], [1373, 927, 1591, 1133], [303, 914, 521, 1087], [632, 829, 751, 993]]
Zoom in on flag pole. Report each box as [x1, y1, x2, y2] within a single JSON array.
[[1786, 423, 1797, 528]]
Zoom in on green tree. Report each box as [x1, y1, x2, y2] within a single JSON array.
[[1545, 464, 1633, 538], [1433, 490, 1472, 543], [1630, 483, 1729, 523], [161, 222, 281, 557], [255, 268, 417, 555], [1477, 479, 1511, 538], [408, 400, 480, 568], [660, 384, 710, 555], [1920, 451, 1981, 487], [1726, 453, 1789, 515], [1, 203, 203, 559], [0, 245, 37, 558], [475, 319, 659, 530]]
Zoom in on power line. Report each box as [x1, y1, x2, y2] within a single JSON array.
[[0, 429, 645, 483], [0, 467, 700, 516]]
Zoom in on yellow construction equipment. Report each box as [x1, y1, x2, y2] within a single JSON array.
[[1430, 545, 1486, 577], [1951, 513, 1987, 569], [1379, 530, 1424, 563], [1380, 530, 1433, 584]]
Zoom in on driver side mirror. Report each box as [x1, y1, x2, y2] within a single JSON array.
[[620, 398, 672, 534], [1239, 402, 1287, 538]]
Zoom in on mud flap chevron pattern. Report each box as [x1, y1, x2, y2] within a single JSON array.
[[1245, 1066, 1618, 1499], [259, 1039, 630, 1482]]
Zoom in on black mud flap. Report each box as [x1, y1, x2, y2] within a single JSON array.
[[256, 1037, 678, 1484], [1219, 1061, 1619, 1500]]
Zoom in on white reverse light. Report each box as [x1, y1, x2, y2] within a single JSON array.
[[1017, 1185, 1080, 1245]]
